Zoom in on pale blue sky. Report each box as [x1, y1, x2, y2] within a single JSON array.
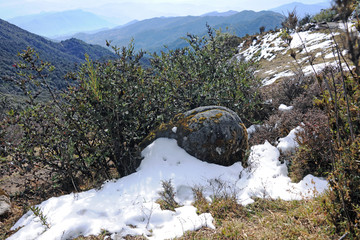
[[0, 0, 331, 24]]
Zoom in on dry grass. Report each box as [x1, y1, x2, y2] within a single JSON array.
[[176, 196, 338, 240]]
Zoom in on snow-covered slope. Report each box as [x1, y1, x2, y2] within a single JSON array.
[[237, 22, 349, 86], [9, 132, 327, 240]]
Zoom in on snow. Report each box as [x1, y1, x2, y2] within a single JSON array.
[[238, 32, 284, 62], [289, 32, 334, 51], [338, 21, 358, 33], [278, 104, 293, 112], [277, 126, 303, 154], [9, 133, 328, 240], [238, 30, 334, 63], [247, 124, 261, 140], [262, 70, 295, 86], [237, 28, 344, 86]]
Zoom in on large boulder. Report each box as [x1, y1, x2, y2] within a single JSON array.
[[141, 106, 248, 167], [0, 189, 11, 217]]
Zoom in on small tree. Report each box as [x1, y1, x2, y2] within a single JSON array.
[[259, 26, 266, 34], [299, 14, 312, 26], [282, 9, 298, 31]]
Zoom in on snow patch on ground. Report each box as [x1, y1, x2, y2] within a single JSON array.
[[289, 32, 334, 51], [277, 126, 303, 154], [247, 124, 261, 140], [237, 28, 344, 86], [262, 70, 295, 86], [9, 135, 327, 240], [238, 31, 334, 63], [278, 104, 294, 112]]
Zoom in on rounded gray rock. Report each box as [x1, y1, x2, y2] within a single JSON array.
[[175, 106, 248, 166], [142, 106, 248, 167]]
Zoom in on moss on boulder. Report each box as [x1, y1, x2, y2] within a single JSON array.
[[141, 106, 248, 167]]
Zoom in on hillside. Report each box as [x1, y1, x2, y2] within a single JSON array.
[[0, 18, 116, 95], [7, 10, 115, 38], [237, 22, 345, 86], [1, 2, 359, 238], [71, 10, 285, 52]]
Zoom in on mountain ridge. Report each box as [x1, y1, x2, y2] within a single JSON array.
[[0, 18, 116, 93], [70, 10, 285, 52], [8, 9, 116, 38], [270, 1, 331, 17]]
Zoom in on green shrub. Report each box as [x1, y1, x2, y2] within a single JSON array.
[[316, 70, 360, 235], [311, 8, 337, 23], [150, 26, 263, 125], [66, 47, 160, 177], [5, 27, 262, 192], [278, 29, 293, 46], [4, 45, 159, 191]]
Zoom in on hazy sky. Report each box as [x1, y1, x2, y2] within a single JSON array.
[[0, 0, 331, 24]]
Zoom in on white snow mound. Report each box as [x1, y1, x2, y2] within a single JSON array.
[[9, 137, 327, 240]]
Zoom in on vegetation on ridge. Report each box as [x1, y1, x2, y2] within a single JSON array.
[[72, 10, 285, 52]]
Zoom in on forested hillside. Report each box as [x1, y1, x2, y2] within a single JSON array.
[[72, 10, 285, 52], [0, 18, 115, 94]]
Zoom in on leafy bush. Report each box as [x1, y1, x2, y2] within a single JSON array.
[[151, 26, 263, 125], [4, 27, 262, 192], [278, 29, 293, 46], [315, 69, 360, 236], [315, 69, 360, 235], [311, 8, 337, 23], [66, 47, 159, 177], [333, 0, 358, 21]]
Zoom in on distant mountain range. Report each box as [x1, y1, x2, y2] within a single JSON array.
[[7, 9, 116, 38], [201, 10, 239, 17], [270, 1, 331, 18], [0, 18, 115, 95], [70, 10, 285, 53], [5, 1, 331, 41]]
